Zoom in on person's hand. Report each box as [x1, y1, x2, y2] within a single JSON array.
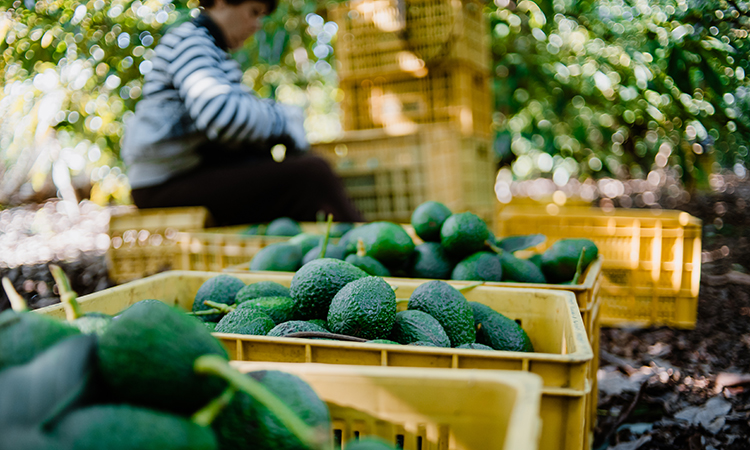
[[278, 104, 309, 153]]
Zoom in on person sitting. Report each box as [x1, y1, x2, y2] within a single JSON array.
[[121, 0, 362, 226]]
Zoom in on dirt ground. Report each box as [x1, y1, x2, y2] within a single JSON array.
[[1, 185, 749, 449]]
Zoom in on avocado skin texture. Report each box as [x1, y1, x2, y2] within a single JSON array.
[[302, 243, 346, 265], [499, 252, 547, 284], [408, 341, 438, 347], [54, 405, 217, 450], [234, 296, 295, 325], [267, 320, 329, 337], [343, 222, 415, 266], [469, 302, 533, 352], [440, 212, 490, 259], [214, 308, 275, 335], [410, 242, 453, 279], [213, 370, 330, 450], [540, 239, 598, 283], [290, 258, 368, 320], [388, 310, 450, 347], [307, 319, 329, 330], [457, 343, 494, 350], [345, 254, 391, 277], [192, 275, 245, 322], [250, 243, 303, 272], [287, 233, 323, 256], [327, 276, 397, 340], [235, 281, 290, 304], [345, 437, 399, 450], [97, 300, 229, 415], [0, 309, 80, 370], [451, 251, 503, 282], [407, 280, 475, 347], [266, 217, 302, 236], [367, 339, 400, 345], [411, 201, 452, 242]]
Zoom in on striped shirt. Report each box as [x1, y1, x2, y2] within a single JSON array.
[[122, 14, 287, 189]]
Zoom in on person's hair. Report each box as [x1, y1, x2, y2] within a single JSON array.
[[200, 0, 277, 14]]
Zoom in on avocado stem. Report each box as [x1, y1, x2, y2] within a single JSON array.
[[356, 238, 366, 257], [389, 285, 399, 292], [284, 331, 368, 342], [2, 277, 28, 312], [187, 308, 223, 316], [319, 213, 333, 259], [192, 386, 237, 427], [486, 241, 504, 255], [194, 355, 326, 450], [570, 248, 587, 285], [457, 281, 484, 292], [49, 264, 82, 321], [203, 300, 236, 314]]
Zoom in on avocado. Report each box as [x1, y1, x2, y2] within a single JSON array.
[[204, 322, 217, 332], [540, 239, 598, 283], [192, 275, 246, 322], [54, 405, 217, 450], [366, 339, 400, 345], [344, 254, 391, 277], [407, 280, 475, 347], [307, 319, 329, 330], [287, 233, 323, 256], [266, 320, 329, 337], [469, 302, 533, 352], [235, 281, 290, 304], [410, 242, 453, 279], [234, 296, 295, 325], [408, 341, 438, 347], [388, 310, 450, 347], [266, 217, 302, 236], [451, 252, 503, 282], [527, 254, 543, 268], [302, 243, 346, 265], [440, 212, 490, 259], [337, 227, 359, 253], [0, 427, 61, 450], [345, 437, 399, 450], [0, 309, 80, 370], [499, 252, 547, 283], [411, 201, 452, 242], [97, 300, 229, 415], [289, 258, 368, 320], [343, 222, 415, 266], [330, 222, 355, 238], [250, 243, 303, 272], [327, 276, 397, 340], [214, 307, 275, 335], [456, 343, 494, 350], [213, 370, 330, 450]]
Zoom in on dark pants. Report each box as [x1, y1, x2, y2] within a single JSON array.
[[131, 153, 362, 226]]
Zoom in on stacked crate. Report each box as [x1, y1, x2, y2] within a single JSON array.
[[314, 0, 495, 222]]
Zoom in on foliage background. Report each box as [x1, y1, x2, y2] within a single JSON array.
[[0, 0, 748, 207]]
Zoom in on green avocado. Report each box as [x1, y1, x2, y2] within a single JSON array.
[[410, 242, 453, 279], [302, 243, 346, 265], [407, 280, 475, 347], [327, 277, 397, 340], [540, 239, 598, 283], [0, 309, 80, 370], [192, 275, 245, 322], [289, 258, 368, 320], [344, 254, 391, 277], [214, 307, 275, 336], [234, 296, 295, 325], [97, 300, 229, 415], [499, 252, 547, 284], [456, 343, 494, 350], [440, 212, 490, 259], [288, 233, 324, 256], [54, 405, 217, 450], [0, 427, 62, 450], [266, 320, 329, 337], [388, 310, 450, 347], [235, 281, 290, 304], [366, 339, 400, 345], [469, 302, 533, 352], [411, 201, 452, 242], [266, 217, 302, 236], [451, 251, 503, 282], [250, 243, 303, 272], [343, 222, 415, 267]]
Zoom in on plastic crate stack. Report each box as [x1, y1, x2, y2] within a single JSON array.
[[314, 0, 495, 223]]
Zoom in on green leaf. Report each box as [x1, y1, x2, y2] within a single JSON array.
[[0, 334, 97, 429], [497, 234, 546, 253]]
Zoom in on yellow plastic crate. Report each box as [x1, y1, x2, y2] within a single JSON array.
[[107, 207, 210, 284], [497, 205, 702, 328], [331, 0, 490, 80], [38, 271, 593, 450], [232, 362, 542, 450], [313, 124, 495, 223]]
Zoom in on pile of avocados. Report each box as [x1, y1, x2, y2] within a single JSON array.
[[249, 202, 598, 286], [0, 275, 402, 450]]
